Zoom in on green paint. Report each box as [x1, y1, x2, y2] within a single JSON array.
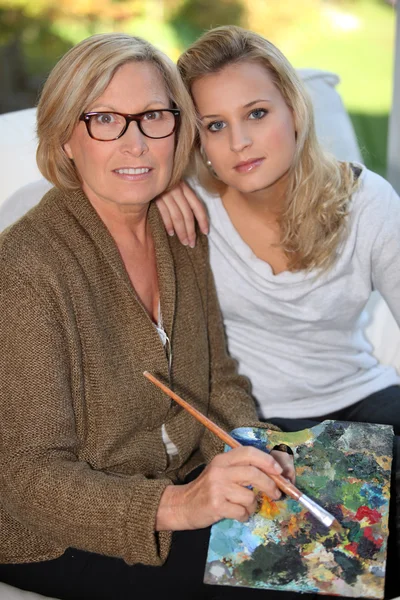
[[206, 421, 392, 596], [267, 428, 315, 448], [342, 520, 364, 544], [322, 480, 345, 504], [341, 482, 364, 512], [333, 550, 364, 584], [301, 475, 331, 491], [236, 542, 307, 586]]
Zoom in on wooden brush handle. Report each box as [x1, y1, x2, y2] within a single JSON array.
[[143, 371, 301, 501]]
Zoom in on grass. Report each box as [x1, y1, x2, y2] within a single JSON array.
[[349, 112, 388, 175], [273, 0, 396, 175]]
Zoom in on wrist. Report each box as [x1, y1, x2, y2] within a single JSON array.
[[155, 484, 190, 532]]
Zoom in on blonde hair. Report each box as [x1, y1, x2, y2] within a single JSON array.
[[37, 33, 196, 191], [178, 25, 359, 272]]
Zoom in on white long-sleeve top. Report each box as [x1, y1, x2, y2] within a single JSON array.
[[190, 166, 400, 419]]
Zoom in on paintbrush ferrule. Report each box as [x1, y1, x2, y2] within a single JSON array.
[[298, 493, 336, 528]]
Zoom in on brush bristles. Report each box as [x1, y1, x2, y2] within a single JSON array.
[[330, 520, 346, 536], [298, 494, 337, 528]]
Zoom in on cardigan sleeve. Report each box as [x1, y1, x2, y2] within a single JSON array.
[[194, 234, 280, 463], [0, 266, 172, 566]]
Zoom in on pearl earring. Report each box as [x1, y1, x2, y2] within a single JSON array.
[[206, 160, 212, 167]]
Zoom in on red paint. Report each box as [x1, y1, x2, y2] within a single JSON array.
[[345, 542, 358, 555], [355, 506, 381, 524], [364, 526, 383, 548]]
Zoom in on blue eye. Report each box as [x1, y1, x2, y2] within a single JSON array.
[[249, 109, 267, 120], [208, 121, 226, 132]]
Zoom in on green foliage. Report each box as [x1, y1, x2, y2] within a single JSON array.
[[243, 0, 321, 43], [124, 17, 181, 59], [21, 24, 72, 78], [170, 0, 244, 47], [272, 0, 395, 174], [0, 0, 395, 173], [349, 112, 388, 175]]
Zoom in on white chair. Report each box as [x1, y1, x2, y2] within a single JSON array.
[[0, 583, 57, 600]]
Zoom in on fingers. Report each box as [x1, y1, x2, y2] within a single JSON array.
[[212, 445, 283, 476], [210, 447, 284, 500], [156, 447, 291, 532], [223, 465, 282, 501], [197, 471, 259, 523], [180, 182, 209, 236], [223, 501, 254, 523], [225, 484, 258, 514], [155, 197, 174, 236], [156, 194, 192, 245], [156, 181, 209, 246], [214, 483, 258, 522], [270, 449, 296, 484], [170, 186, 197, 245], [156, 471, 258, 530]]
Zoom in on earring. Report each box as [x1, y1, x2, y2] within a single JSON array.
[[200, 147, 219, 179]]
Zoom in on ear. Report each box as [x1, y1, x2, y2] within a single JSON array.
[[63, 141, 73, 160]]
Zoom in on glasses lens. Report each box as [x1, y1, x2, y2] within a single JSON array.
[[140, 111, 176, 138], [89, 113, 126, 141]]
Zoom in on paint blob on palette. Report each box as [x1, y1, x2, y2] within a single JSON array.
[[204, 421, 393, 598]]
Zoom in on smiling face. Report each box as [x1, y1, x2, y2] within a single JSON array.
[[64, 61, 175, 212], [192, 61, 297, 197]]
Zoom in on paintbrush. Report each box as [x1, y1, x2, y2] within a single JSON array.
[[143, 371, 344, 534]]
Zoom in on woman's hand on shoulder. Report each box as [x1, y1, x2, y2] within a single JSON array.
[[155, 446, 293, 531], [156, 181, 209, 248]]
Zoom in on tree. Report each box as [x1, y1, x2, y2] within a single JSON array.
[[170, 0, 245, 47]]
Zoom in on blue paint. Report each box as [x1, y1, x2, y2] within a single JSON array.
[[360, 484, 386, 509]]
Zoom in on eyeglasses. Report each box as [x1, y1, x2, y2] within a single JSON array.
[[79, 109, 180, 141]]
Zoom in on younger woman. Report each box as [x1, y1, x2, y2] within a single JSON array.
[[157, 25, 400, 431], [156, 27, 400, 591]]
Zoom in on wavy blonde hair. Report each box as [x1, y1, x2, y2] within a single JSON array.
[[37, 33, 196, 192], [178, 25, 360, 272]]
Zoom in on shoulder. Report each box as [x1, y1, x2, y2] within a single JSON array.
[[352, 165, 399, 208], [350, 165, 400, 226], [345, 166, 400, 259], [171, 228, 212, 294], [182, 229, 211, 272], [0, 179, 52, 232], [0, 187, 67, 283]]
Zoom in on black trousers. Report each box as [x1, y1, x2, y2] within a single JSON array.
[[0, 386, 399, 600]]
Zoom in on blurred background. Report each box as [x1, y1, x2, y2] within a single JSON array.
[[0, 0, 397, 175]]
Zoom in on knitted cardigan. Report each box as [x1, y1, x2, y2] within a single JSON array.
[[0, 188, 273, 567]]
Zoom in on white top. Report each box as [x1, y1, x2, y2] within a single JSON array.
[[190, 166, 400, 419], [154, 303, 178, 458]]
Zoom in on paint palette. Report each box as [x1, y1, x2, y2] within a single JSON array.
[[204, 421, 393, 598]]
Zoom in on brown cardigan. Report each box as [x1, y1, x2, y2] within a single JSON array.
[[0, 188, 275, 567]]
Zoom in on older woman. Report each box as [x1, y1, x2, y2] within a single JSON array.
[[0, 33, 296, 600]]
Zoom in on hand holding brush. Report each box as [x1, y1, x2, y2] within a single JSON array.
[[144, 371, 343, 534]]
